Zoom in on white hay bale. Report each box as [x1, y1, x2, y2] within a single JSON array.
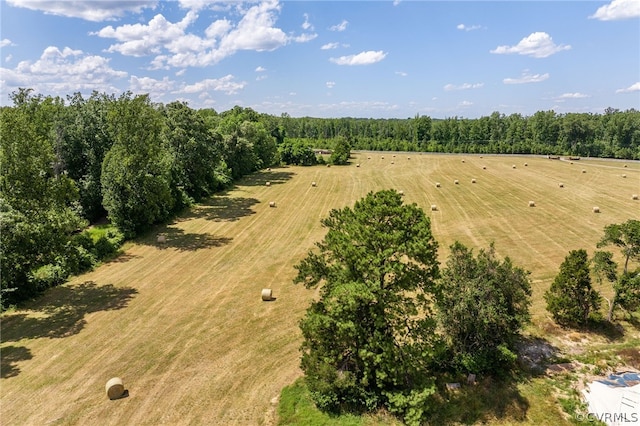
[[265, 181, 271, 187], [269, 201, 276, 208], [471, 178, 476, 183], [524, 163, 528, 166], [393, 155, 396, 158], [570, 161, 574, 165], [106, 377, 125, 400], [381, 156, 385, 159], [632, 194, 638, 200], [407, 157, 411, 160], [398, 190, 404, 196], [482, 166, 487, 169], [267, 168, 271, 171], [356, 163, 360, 167], [261, 288, 273, 301], [454, 179, 459, 184], [157, 234, 166, 244], [624, 164, 628, 167], [327, 164, 331, 168], [479, 156, 483, 159], [391, 161, 395, 164], [461, 159, 465, 163], [512, 165, 516, 169], [582, 169, 586, 173], [311, 181, 317, 187], [367, 156, 371, 159], [431, 204, 437, 211], [593, 206, 600, 213], [435, 182, 441, 188], [559, 183, 564, 188], [622, 174, 627, 178], [528, 201, 535, 207]]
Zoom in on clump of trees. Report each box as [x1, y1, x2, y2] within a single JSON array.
[[545, 219, 640, 326], [294, 190, 533, 424], [0, 89, 283, 307]]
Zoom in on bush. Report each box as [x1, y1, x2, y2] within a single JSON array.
[[30, 264, 66, 291]]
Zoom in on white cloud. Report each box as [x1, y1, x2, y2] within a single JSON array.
[[557, 92, 590, 99], [329, 20, 348, 32], [255, 66, 266, 72], [616, 82, 640, 93], [330, 50, 387, 66], [256, 75, 267, 81], [326, 81, 336, 88], [5, 54, 13, 62], [129, 75, 175, 99], [175, 69, 186, 76], [457, 24, 482, 31], [318, 100, 399, 113], [395, 71, 407, 77], [491, 32, 571, 58], [321, 42, 340, 50], [1, 45, 127, 97], [292, 33, 318, 43], [302, 13, 313, 30], [93, 1, 305, 69], [393, 0, 401, 6], [503, 71, 550, 84], [6, 0, 157, 22], [1, 39, 13, 48], [590, 0, 640, 20], [444, 82, 484, 91], [459, 100, 473, 107], [178, 75, 246, 95]]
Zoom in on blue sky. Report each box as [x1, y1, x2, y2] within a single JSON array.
[[1, 0, 638, 118]]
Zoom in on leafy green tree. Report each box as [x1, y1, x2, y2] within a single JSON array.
[[279, 139, 318, 166], [101, 93, 174, 236], [436, 242, 532, 374], [545, 249, 601, 326], [0, 91, 86, 305], [594, 220, 640, 320], [329, 136, 351, 165], [162, 101, 225, 201], [294, 190, 440, 421]]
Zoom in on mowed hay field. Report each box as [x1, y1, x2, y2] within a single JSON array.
[[1, 154, 639, 425]]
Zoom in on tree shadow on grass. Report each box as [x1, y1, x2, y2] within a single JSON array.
[[145, 227, 233, 252], [178, 193, 260, 223], [238, 169, 295, 187], [1, 345, 33, 379], [430, 375, 530, 425], [1, 281, 137, 344]]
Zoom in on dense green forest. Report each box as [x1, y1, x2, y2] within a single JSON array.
[[1, 88, 639, 307]]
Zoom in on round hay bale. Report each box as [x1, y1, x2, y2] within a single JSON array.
[[435, 182, 441, 188], [407, 157, 411, 160], [431, 204, 437, 211], [393, 155, 396, 158], [157, 234, 166, 244], [582, 169, 586, 173], [471, 178, 476, 183], [356, 163, 360, 167], [570, 161, 574, 165], [265, 181, 271, 187], [632, 194, 638, 200], [106, 377, 125, 400], [391, 161, 395, 164], [512, 165, 516, 169], [327, 164, 331, 168], [479, 156, 483, 159], [267, 168, 271, 171], [624, 164, 628, 167], [311, 181, 317, 187], [622, 174, 627, 178], [269, 201, 276, 208], [454, 179, 459, 184], [461, 159, 465, 163], [381, 156, 385, 159], [367, 156, 371, 159], [524, 163, 528, 166], [593, 206, 600, 213], [398, 190, 404, 196], [261, 288, 273, 301], [559, 183, 564, 188], [528, 201, 535, 207], [482, 166, 487, 169]]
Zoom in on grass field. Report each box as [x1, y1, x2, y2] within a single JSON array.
[[1, 153, 639, 425]]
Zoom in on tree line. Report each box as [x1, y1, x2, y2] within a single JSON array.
[[1, 89, 283, 307], [281, 109, 640, 159]]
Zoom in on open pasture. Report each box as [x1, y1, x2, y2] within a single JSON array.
[[1, 154, 638, 425]]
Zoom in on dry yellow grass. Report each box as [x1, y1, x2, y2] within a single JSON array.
[[1, 154, 638, 425]]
